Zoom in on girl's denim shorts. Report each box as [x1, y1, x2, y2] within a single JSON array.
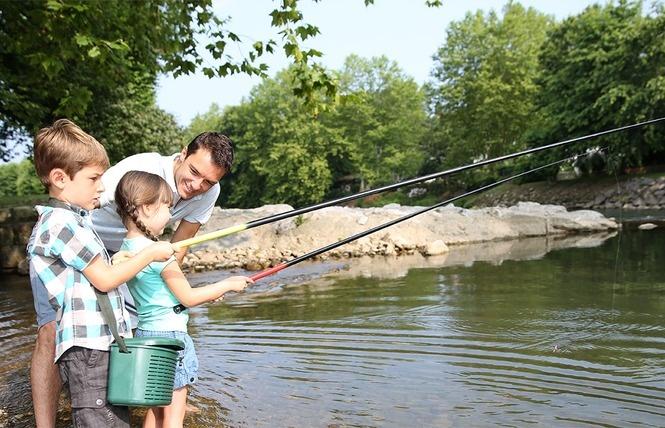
[[135, 329, 198, 390]]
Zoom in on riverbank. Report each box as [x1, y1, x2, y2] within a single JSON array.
[[471, 175, 665, 210], [180, 202, 617, 273]]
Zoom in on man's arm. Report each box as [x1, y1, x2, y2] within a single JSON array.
[[171, 219, 201, 264]]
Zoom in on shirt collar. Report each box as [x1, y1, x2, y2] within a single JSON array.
[[46, 197, 89, 218], [162, 153, 180, 204]]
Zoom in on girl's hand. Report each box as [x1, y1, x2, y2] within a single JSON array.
[[111, 250, 134, 265], [148, 241, 176, 261], [221, 276, 254, 293]]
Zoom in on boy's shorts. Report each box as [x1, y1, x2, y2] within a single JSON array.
[[136, 328, 198, 389], [58, 347, 130, 428]]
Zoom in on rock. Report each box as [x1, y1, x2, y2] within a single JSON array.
[[11, 206, 37, 222], [638, 223, 658, 230], [244, 261, 263, 271], [1, 247, 23, 270], [17, 257, 29, 275], [424, 240, 449, 256]]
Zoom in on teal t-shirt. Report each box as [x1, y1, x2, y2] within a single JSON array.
[[120, 236, 188, 332]]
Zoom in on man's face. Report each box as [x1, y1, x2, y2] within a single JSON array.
[[174, 147, 225, 200]]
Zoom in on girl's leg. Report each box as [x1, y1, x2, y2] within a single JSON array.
[[162, 387, 188, 428], [143, 407, 164, 428]]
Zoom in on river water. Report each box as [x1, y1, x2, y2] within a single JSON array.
[[1, 227, 664, 427]]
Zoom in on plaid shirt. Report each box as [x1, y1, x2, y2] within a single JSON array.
[[27, 204, 131, 361]]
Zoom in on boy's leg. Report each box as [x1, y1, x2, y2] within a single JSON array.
[[59, 347, 130, 428], [31, 321, 61, 428], [29, 265, 61, 428]]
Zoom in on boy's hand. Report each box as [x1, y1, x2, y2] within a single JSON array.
[[148, 241, 176, 261], [111, 251, 134, 265]]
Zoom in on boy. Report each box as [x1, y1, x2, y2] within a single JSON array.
[[27, 119, 175, 427]]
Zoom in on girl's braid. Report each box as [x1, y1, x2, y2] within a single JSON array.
[[123, 200, 159, 242]]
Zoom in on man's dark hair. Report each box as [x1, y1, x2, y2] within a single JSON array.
[[185, 132, 235, 172]]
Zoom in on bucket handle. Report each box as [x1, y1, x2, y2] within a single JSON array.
[[95, 289, 129, 353]]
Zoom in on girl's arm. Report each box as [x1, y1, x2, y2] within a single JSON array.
[[83, 241, 175, 292], [161, 262, 252, 308]]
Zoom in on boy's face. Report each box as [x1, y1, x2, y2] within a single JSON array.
[[60, 165, 106, 210], [173, 147, 225, 200]]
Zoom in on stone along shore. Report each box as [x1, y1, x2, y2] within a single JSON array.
[[181, 202, 618, 273]]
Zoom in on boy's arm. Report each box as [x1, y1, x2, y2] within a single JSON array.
[[160, 262, 251, 307], [83, 242, 175, 292]]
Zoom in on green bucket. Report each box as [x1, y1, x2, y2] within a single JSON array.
[[107, 337, 185, 407]]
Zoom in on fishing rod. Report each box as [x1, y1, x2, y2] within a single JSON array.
[[174, 117, 665, 250], [173, 151, 594, 313]]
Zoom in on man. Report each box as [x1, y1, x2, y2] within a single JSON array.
[[30, 132, 234, 427]]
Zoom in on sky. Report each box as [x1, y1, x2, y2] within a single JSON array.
[[156, 0, 601, 127]]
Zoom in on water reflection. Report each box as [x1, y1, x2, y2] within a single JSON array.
[[1, 229, 664, 427]]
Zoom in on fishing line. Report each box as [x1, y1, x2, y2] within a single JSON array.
[[173, 151, 594, 313], [174, 117, 665, 250], [611, 146, 624, 311]]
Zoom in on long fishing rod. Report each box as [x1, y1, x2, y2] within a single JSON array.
[[174, 117, 665, 249], [173, 151, 593, 313]]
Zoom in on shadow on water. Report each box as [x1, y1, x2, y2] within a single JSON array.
[[1, 227, 665, 427]]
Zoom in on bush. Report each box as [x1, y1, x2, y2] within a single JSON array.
[[0, 159, 44, 198]]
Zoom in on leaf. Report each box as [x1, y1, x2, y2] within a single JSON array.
[[88, 46, 100, 58], [74, 34, 91, 47]]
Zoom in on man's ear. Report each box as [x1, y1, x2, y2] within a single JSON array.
[[49, 168, 69, 190], [180, 146, 188, 159]]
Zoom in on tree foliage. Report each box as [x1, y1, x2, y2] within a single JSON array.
[[85, 83, 185, 165], [215, 70, 350, 207], [331, 55, 427, 189], [0, 0, 442, 161], [528, 0, 665, 174], [0, 159, 44, 197], [427, 2, 553, 182], [187, 56, 428, 208]]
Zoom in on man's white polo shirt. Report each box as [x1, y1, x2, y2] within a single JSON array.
[[91, 152, 220, 252]]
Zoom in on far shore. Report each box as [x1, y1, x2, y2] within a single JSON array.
[[181, 202, 619, 274]]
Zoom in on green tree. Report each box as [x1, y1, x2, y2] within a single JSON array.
[[85, 83, 185, 164], [1, 0, 443, 160], [529, 1, 665, 174], [427, 2, 553, 183], [185, 103, 226, 145], [218, 70, 351, 208], [0, 159, 44, 197], [331, 55, 427, 190]]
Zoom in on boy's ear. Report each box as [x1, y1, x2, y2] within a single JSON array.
[[49, 168, 69, 190]]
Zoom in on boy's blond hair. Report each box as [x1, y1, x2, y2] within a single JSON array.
[[33, 119, 110, 188]]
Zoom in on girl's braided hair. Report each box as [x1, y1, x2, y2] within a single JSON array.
[[115, 171, 174, 241]]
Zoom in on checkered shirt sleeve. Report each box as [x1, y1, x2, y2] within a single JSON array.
[[27, 206, 131, 361]]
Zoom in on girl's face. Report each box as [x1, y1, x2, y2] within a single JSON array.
[[140, 201, 171, 236]]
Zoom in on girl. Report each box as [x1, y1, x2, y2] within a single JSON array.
[[115, 170, 252, 427]]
